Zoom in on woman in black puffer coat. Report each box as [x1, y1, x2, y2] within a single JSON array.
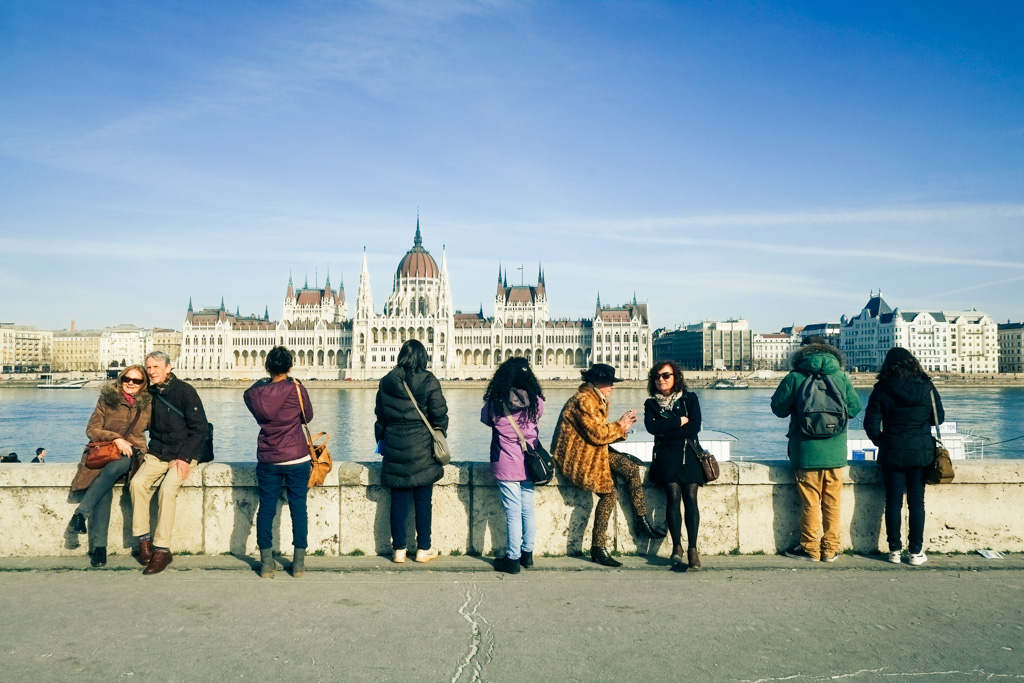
[[374, 339, 449, 564], [864, 347, 944, 567]]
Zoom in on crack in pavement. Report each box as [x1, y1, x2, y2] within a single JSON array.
[[451, 582, 493, 683]]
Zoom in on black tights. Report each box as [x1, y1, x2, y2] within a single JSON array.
[[665, 483, 700, 550]]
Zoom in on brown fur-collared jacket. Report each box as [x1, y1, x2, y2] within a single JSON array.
[[72, 383, 152, 491], [550, 384, 628, 494]]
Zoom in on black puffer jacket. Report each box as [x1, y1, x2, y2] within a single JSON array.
[[374, 367, 448, 489], [863, 376, 944, 468]]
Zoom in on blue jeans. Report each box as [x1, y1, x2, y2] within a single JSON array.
[[390, 485, 432, 551], [498, 480, 535, 560], [882, 465, 929, 554], [76, 456, 132, 549], [256, 461, 311, 550]]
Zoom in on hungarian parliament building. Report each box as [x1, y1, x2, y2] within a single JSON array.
[[177, 223, 652, 380]]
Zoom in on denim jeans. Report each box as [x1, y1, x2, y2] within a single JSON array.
[[793, 467, 844, 559], [882, 465, 929, 554], [390, 485, 433, 551], [256, 461, 311, 550], [497, 480, 536, 560], [76, 456, 132, 549]]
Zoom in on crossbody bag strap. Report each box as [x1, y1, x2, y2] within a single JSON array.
[[501, 403, 530, 453], [402, 380, 435, 434], [929, 389, 945, 448], [294, 379, 317, 459], [155, 393, 185, 419]]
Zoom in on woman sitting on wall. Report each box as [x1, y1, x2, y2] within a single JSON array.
[[481, 356, 545, 574], [243, 346, 313, 578], [69, 365, 151, 568], [864, 347, 944, 566], [551, 363, 664, 567], [375, 339, 448, 564], [644, 361, 705, 570]]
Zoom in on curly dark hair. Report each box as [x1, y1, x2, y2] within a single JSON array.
[[647, 360, 687, 396], [483, 356, 545, 422], [877, 347, 930, 382], [265, 346, 294, 375]]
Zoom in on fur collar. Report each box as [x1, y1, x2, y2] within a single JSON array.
[[792, 341, 844, 369], [100, 382, 152, 409]]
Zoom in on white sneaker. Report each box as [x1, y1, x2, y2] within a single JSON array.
[[888, 551, 902, 564], [392, 549, 407, 564], [909, 552, 927, 566], [414, 547, 439, 563]]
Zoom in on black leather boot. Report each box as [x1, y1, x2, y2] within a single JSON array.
[[635, 517, 667, 539], [494, 556, 521, 574], [90, 547, 106, 568], [70, 512, 87, 535], [519, 550, 534, 569], [590, 546, 623, 567]]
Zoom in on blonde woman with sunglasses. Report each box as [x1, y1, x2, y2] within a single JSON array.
[[69, 365, 151, 567]]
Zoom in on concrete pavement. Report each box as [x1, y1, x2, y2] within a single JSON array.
[[1, 553, 1022, 682]]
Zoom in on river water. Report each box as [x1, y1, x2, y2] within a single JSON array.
[[1, 386, 1021, 464]]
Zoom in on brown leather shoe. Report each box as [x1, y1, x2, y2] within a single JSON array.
[[143, 548, 172, 575], [136, 538, 153, 566]]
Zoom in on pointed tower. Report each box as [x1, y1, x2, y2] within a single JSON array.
[[438, 245, 454, 316], [356, 247, 374, 320], [188, 297, 193, 313], [287, 271, 294, 300], [264, 305, 269, 321]]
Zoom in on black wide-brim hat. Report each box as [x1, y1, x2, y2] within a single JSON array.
[[581, 363, 623, 384]]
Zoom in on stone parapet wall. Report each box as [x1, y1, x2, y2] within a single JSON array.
[[1, 461, 1021, 557]]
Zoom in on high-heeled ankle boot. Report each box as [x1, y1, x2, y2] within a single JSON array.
[[291, 547, 305, 578], [635, 517, 667, 539], [590, 546, 623, 568], [260, 548, 276, 578]]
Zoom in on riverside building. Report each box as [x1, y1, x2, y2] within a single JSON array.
[[753, 331, 802, 370], [653, 319, 754, 371], [998, 322, 1024, 374], [0, 324, 53, 373], [177, 223, 652, 380], [840, 293, 999, 373]]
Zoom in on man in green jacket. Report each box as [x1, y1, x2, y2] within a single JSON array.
[[771, 338, 862, 562]]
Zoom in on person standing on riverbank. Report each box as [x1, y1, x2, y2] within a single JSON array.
[[375, 339, 448, 564], [864, 348, 944, 566], [130, 351, 210, 575], [70, 365, 150, 567], [771, 338, 861, 562], [243, 346, 313, 578], [481, 357, 545, 574]]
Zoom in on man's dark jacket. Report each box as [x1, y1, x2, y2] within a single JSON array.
[[148, 374, 211, 463]]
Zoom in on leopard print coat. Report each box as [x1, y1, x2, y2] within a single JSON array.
[[550, 384, 628, 494]]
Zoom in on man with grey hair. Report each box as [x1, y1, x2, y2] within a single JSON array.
[[130, 350, 211, 574]]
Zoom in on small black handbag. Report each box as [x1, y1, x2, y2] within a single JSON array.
[[502, 403, 554, 485]]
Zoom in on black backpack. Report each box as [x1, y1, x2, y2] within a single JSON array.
[[794, 372, 848, 439]]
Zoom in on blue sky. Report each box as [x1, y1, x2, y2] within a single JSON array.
[[2, 1, 1023, 332]]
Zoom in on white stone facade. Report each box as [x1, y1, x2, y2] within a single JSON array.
[[753, 332, 801, 370], [177, 223, 652, 380], [0, 324, 53, 373], [840, 294, 999, 373]]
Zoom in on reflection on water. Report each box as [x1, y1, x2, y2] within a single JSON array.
[[1, 385, 1022, 464]]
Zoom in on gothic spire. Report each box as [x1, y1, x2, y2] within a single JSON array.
[[414, 215, 423, 248], [264, 305, 269, 321], [220, 296, 225, 311], [188, 297, 193, 313]]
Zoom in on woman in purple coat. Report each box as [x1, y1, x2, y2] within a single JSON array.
[[481, 357, 545, 574], [243, 346, 313, 578]]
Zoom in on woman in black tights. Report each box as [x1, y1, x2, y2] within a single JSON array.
[[644, 361, 705, 570]]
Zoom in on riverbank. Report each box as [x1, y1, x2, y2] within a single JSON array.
[[4, 373, 1024, 390]]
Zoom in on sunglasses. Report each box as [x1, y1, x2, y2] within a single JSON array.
[[122, 377, 145, 385], [656, 372, 673, 380]]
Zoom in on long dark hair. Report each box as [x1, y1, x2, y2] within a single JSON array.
[[647, 360, 687, 396], [484, 356, 544, 422], [877, 347, 930, 382], [397, 339, 429, 374]]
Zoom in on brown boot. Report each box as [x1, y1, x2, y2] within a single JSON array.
[[143, 548, 172, 575], [687, 548, 702, 571], [136, 537, 153, 566]]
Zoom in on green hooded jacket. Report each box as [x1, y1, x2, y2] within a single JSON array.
[[770, 342, 862, 469]]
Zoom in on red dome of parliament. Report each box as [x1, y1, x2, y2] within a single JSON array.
[[396, 222, 439, 279]]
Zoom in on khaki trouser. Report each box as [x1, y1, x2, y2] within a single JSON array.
[[130, 454, 198, 548], [793, 467, 843, 559]]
